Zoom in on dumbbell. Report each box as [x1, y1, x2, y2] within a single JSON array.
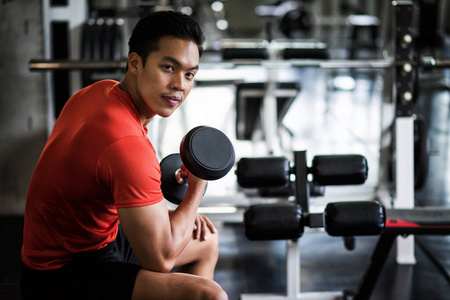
[[160, 126, 235, 205], [236, 154, 368, 189]]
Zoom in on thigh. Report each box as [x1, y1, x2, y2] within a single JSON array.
[[21, 260, 141, 300], [132, 268, 226, 300], [21, 263, 62, 300], [21, 226, 140, 300], [174, 227, 219, 268], [68, 260, 141, 300]]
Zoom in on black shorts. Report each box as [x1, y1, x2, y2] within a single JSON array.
[[20, 225, 142, 300]]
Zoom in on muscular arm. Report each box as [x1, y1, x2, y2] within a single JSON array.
[[118, 168, 207, 273]]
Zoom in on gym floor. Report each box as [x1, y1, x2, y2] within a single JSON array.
[[1, 45, 450, 300]]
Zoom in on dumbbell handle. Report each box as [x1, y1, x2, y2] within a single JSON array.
[[173, 165, 208, 197], [175, 169, 187, 185]]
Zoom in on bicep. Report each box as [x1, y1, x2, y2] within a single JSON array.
[[118, 201, 173, 271]]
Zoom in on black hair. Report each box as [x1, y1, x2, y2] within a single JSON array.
[[125, 10, 205, 72]]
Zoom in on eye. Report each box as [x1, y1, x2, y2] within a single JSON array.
[[163, 65, 174, 72], [185, 72, 196, 80]]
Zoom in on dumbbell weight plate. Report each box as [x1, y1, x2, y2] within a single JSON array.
[[160, 154, 188, 205], [180, 126, 235, 180], [160, 153, 209, 205]]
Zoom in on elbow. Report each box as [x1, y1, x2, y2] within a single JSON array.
[[141, 256, 177, 273], [156, 259, 176, 273]]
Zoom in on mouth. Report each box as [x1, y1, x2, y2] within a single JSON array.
[[162, 95, 182, 107]]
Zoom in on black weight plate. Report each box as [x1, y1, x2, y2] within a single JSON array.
[[180, 126, 235, 180], [81, 20, 95, 87], [101, 22, 113, 61], [92, 20, 102, 60], [160, 153, 187, 205], [111, 22, 123, 60], [81, 22, 94, 60]]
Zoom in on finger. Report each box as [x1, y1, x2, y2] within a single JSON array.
[[201, 218, 208, 241], [180, 165, 189, 179], [194, 217, 201, 240], [199, 214, 217, 234], [205, 217, 217, 234]]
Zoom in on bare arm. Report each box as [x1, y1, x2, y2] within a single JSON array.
[[117, 165, 207, 272]]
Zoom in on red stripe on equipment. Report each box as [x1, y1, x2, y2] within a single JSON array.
[[386, 218, 420, 228]]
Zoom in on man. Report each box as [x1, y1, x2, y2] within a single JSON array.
[[21, 10, 228, 300]]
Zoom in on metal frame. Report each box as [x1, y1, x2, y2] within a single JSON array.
[[28, 57, 450, 71], [392, 0, 417, 265], [240, 239, 343, 300]]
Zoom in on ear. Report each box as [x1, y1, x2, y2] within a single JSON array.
[[127, 52, 141, 75]]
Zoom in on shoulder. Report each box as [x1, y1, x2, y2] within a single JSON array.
[[98, 136, 164, 207]]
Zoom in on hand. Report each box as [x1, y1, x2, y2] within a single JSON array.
[[180, 164, 207, 191], [193, 214, 217, 241]]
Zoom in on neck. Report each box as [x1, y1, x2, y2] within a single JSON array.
[[119, 76, 153, 128]]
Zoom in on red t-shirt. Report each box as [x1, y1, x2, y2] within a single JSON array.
[[21, 80, 164, 270]]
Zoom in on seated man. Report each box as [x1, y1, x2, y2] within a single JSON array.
[[20, 10, 228, 300]]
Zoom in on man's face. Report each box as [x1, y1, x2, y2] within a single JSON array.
[[134, 36, 200, 119]]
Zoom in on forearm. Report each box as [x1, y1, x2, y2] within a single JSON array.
[[167, 184, 206, 252]]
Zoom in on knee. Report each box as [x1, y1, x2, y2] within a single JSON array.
[[200, 230, 219, 264], [208, 230, 219, 259], [200, 280, 228, 300], [212, 288, 228, 300]]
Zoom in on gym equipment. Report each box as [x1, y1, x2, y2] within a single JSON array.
[[238, 151, 375, 240], [255, 1, 314, 40], [349, 208, 450, 300], [221, 39, 269, 60], [80, 17, 124, 87], [388, 115, 429, 190], [160, 126, 235, 205], [281, 42, 329, 60], [279, 7, 313, 38], [324, 201, 385, 237], [346, 14, 381, 59], [236, 154, 368, 199], [244, 201, 385, 241], [28, 56, 450, 71], [236, 155, 368, 186], [413, 116, 429, 190], [239, 150, 450, 300], [244, 203, 304, 241], [235, 82, 300, 141], [239, 150, 383, 300]]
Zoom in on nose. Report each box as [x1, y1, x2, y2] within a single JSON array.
[[170, 72, 186, 92]]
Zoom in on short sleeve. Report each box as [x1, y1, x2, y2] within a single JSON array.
[[97, 136, 164, 208]]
